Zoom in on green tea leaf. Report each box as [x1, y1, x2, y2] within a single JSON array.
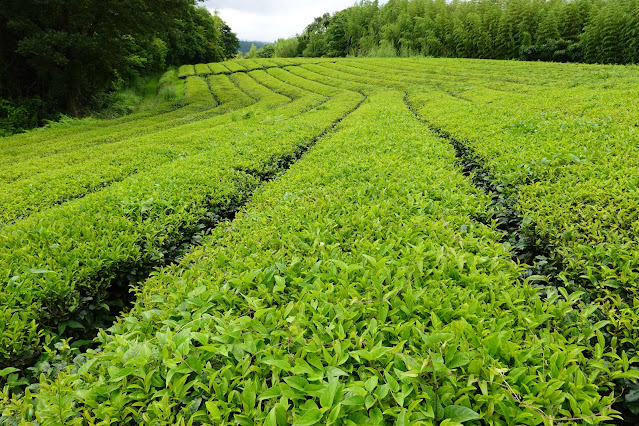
[[258, 386, 282, 401], [443, 405, 480, 423], [292, 409, 322, 426]]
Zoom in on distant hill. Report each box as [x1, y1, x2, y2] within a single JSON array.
[[238, 41, 269, 55]]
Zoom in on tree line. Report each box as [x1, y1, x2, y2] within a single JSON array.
[[1, 0, 239, 133], [262, 0, 638, 64]]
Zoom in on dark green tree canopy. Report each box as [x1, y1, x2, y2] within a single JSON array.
[[0, 0, 237, 121], [220, 21, 241, 59]]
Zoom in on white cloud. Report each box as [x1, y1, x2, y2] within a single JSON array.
[[203, 0, 362, 42]]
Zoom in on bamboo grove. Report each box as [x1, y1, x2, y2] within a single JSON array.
[[271, 0, 639, 64]]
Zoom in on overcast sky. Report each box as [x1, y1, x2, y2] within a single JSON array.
[[203, 1, 362, 42]]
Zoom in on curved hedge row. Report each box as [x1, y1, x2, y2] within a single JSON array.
[[183, 76, 216, 105], [207, 62, 229, 75], [177, 65, 195, 79]]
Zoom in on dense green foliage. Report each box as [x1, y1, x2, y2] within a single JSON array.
[[0, 0, 238, 133], [1, 58, 639, 424], [165, 6, 239, 67], [272, 0, 639, 64]]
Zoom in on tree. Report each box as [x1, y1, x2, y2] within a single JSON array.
[[303, 32, 328, 57], [496, 7, 518, 58], [537, 10, 560, 45], [256, 45, 275, 58], [344, 1, 380, 56], [273, 37, 301, 57], [581, 6, 603, 63], [219, 21, 240, 59], [245, 44, 258, 59], [622, 0, 639, 63], [165, 7, 226, 67], [599, 0, 625, 63], [300, 13, 331, 57], [326, 13, 349, 57]]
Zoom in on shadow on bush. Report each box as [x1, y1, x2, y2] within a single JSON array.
[[520, 40, 583, 63], [0, 97, 46, 136]]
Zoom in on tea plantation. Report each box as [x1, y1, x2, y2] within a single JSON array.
[[1, 58, 638, 425]]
